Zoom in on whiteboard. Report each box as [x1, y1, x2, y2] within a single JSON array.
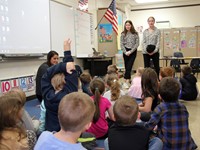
[[75, 10, 93, 57], [0, 0, 50, 54], [50, 1, 76, 57]]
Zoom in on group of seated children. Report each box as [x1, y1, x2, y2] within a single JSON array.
[[1, 38, 198, 150]]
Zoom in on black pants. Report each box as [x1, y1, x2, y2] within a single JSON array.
[[36, 94, 43, 103], [123, 49, 137, 79], [143, 52, 160, 77]]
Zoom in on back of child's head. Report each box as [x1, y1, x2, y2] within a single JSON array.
[[0, 92, 24, 131], [181, 66, 192, 76], [107, 64, 118, 74], [141, 68, 158, 97], [159, 67, 175, 80], [113, 95, 138, 126], [136, 67, 144, 76], [58, 92, 95, 132], [51, 73, 66, 91], [90, 78, 105, 123], [159, 77, 180, 102], [10, 87, 26, 105], [80, 72, 92, 84], [105, 73, 120, 101]]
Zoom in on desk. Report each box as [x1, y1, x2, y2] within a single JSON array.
[[77, 56, 113, 76], [160, 57, 200, 66]]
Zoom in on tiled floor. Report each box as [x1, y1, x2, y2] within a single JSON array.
[[183, 81, 200, 149]]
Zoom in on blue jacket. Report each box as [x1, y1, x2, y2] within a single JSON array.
[[41, 51, 78, 132]]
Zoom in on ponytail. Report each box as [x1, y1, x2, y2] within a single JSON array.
[[93, 88, 101, 123]]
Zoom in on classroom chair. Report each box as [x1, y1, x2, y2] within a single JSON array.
[[173, 52, 189, 66], [190, 59, 200, 78]]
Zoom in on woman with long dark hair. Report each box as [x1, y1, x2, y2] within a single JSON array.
[[120, 20, 139, 88], [36, 51, 59, 102]]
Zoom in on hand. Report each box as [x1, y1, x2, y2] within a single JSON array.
[[64, 39, 71, 51], [66, 62, 75, 74], [125, 51, 131, 56], [148, 52, 154, 56]]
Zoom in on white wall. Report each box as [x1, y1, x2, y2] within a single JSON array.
[[130, 5, 200, 29]]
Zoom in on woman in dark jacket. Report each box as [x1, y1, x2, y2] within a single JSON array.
[[36, 51, 59, 102]]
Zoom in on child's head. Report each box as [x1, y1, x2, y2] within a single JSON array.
[[51, 73, 66, 91], [141, 68, 158, 97], [159, 67, 175, 80], [0, 92, 24, 131], [113, 95, 138, 126], [159, 77, 180, 102], [105, 73, 120, 101], [136, 67, 144, 76], [107, 64, 118, 74], [90, 78, 105, 123], [181, 66, 192, 76], [80, 72, 92, 84], [58, 92, 95, 132], [11, 87, 26, 105]]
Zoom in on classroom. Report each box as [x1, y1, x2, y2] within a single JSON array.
[[0, 0, 200, 149]]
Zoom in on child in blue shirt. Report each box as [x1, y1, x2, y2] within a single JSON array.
[[34, 92, 95, 150]]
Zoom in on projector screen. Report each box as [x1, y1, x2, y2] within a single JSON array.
[[0, 0, 51, 54]]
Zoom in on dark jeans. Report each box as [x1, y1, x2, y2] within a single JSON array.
[[123, 49, 137, 79], [143, 52, 160, 77]]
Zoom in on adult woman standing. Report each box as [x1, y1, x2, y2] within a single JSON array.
[[36, 51, 59, 102], [142, 16, 161, 76], [120, 20, 139, 87]]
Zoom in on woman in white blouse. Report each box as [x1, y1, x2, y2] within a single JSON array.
[[142, 16, 161, 77]]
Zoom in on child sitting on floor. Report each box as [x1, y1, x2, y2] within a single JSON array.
[[34, 92, 95, 150]]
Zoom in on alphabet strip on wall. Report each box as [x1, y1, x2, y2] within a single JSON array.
[[0, 76, 35, 94]]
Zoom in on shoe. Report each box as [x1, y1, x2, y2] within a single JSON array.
[[122, 82, 129, 89]]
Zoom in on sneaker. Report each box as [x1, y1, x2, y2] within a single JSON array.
[[122, 82, 129, 89]]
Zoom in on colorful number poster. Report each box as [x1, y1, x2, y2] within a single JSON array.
[[1, 80, 11, 93], [98, 24, 113, 43], [10, 78, 19, 88], [19, 77, 27, 92], [26, 76, 35, 91]]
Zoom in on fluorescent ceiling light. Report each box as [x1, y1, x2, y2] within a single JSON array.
[[135, 0, 168, 4]]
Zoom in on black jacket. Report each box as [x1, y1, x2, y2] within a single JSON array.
[[108, 123, 150, 150], [180, 74, 198, 100], [41, 51, 78, 131]]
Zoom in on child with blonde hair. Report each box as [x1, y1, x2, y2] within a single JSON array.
[[107, 64, 118, 75], [41, 39, 78, 132], [0, 91, 36, 150], [35, 92, 95, 150], [38, 73, 66, 134], [128, 67, 144, 103], [11, 87, 40, 133], [103, 73, 125, 106]]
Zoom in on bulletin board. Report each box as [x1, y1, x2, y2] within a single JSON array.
[[163, 28, 180, 56], [180, 27, 197, 57], [97, 9, 118, 57], [197, 27, 200, 56]]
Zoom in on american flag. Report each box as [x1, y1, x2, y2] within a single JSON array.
[[104, 0, 118, 35], [78, 0, 88, 11]]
